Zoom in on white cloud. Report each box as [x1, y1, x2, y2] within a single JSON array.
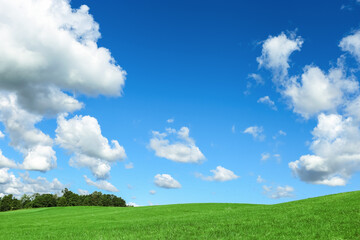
[[289, 113, 360, 186], [84, 175, 118, 192], [274, 154, 281, 163], [56, 114, 126, 179], [257, 32, 303, 82], [256, 175, 265, 183], [0, 93, 56, 172], [245, 73, 265, 94], [154, 174, 181, 189], [279, 130, 287, 136], [262, 185, 294, 199], [248, 73, 265, 85], [149, 190, 156, 195], [0, 150, 17, 168], [167, 118, 174, 123], [0, 0, 125, 116], [261, 153, 270, 161], [232, 125, 236, 134], [125, 162, 134, 169], [127, 202, 141, 207], [149, 127, 205, 163], [243, 126, 265, 141], [0, 168, 64, 197], [78, 189, 89, 195], [0, 131, 4, 139], [0, 0, 126, 174], [197, 166, 239, 182], [257, 96, 277, 110], [340, 30, 360, 62], [284, 66, 358, 118]]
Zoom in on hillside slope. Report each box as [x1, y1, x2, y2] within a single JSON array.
[[0, 191, 359, 240]]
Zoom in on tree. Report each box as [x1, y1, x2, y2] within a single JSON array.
[[0, 194, 13, 211], [21, 194, 32, 209]]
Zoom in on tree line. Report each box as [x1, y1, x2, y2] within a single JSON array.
[[0, 188, 127, 212]]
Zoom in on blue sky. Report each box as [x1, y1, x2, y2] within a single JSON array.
[[0, 0, 360, 206]]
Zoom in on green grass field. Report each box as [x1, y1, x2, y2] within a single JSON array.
[[0, 191, 359, 240]]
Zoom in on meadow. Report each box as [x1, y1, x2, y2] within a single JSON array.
[[0, 191, 359, 240]]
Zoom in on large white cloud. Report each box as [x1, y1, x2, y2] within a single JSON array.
[[83, 175, 118, 192], [289, 113, 360, 186], [257, 32, 303, 82], [0, 0, 126, 115], [149, 127, 205, 163], [0, 0, 126, 174], [0, 168, 64, 197], [56, 114, 126, 179], [154, 174, 181, 189], [284, 66, 358, 119], [197, 166, 239, 182]]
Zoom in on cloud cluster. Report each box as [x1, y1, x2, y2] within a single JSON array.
[[56, 115, 126, 179], [197, 166, 239, 182], [154, 174, 181, 189], [289, 113, 360, 186], [0, 0, 126, 186], [257, 30, 360, 186], [149, 127, 205, 163], [0, 168, 64, 197]]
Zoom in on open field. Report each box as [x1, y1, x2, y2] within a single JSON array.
[[0, 191, 359, 240]]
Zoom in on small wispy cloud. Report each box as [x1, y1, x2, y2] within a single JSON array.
[[257, 96, 277, 110], [243, 126, 265, 141], [262, 185, 294, 199]]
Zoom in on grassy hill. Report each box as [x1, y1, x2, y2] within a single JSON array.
[[0, 191, 359, 240]]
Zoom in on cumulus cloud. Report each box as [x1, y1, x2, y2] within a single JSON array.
[[0, 131, 4, 139], [340, 30, 360, 62], [262, 185, 294, 199], [0, 0, 126, 174], [0, 150, 17, 168], [289, 113, 360, 186], [149, 190, 156, 195], [257, 32, 303, 82], [0, 93, 56, 172], [167, 119, 174, 123], [0, 0, 125, 115], [257, 96, 277, 110], [154, 174, 181, 189], [56, 114, 126, 179], [197, 166, 239, 182], [243, 126, 265, 141], [84, 175, 118, 192], [149, 127, 205, 163], [284, 66, 358, 118], [0, 168, 64, 197]]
